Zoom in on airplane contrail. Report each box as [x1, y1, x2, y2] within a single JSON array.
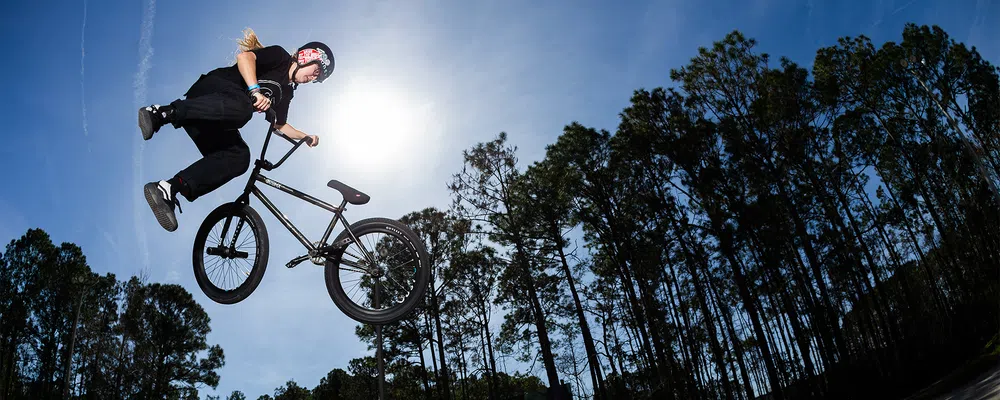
[[80, 0, 88, 138], [133, 0, 156, 270]]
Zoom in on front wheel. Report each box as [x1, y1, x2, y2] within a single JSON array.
[[192, 202, 269, 304], [325, 217, 430, 325]]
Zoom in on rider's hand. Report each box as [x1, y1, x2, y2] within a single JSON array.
[[252, 92, 271, 112], [305, 135, 319, 147]]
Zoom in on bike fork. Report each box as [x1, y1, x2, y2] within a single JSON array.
[[215, 166, 260, 253]]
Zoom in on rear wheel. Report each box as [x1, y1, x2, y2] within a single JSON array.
[[324, 217, 430, 325], [192, 202, 269, 304]]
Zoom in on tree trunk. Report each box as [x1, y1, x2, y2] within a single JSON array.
[[424, 312, 439, 387], [666, 263, 699, 398], [617, 294, 642, 379], [606, 303, 627, 381], [850, 164, 914, 301], [630, 255, 673, 388], [416, 327, 431, 400], [63, 296, 84, 400], [115, 327, 128, 400], [710, 275, 756, 399], [708, 287, 738, 400], [549, 222, 605, 399], [665, 266, 696, 396], [586, 196, 660, 379], [802, 153, 899, 355], [674, 217, 735, 400], [482, 303, 499, 400], [750, 232, 819, 395], [429, 280, 452, 400], [479, 323, 494, 400], [458, 338, 468, 400], [512, 241, 562, 395], [715, 218, 785, 400], [605, 241, 659, 377], [775, 180, 846, 364]]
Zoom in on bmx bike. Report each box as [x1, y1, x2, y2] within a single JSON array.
[[190, 109, 430, 325]]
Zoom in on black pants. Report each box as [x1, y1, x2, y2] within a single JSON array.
[[170, 75, 255, 202]]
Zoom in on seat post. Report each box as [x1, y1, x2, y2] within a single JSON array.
[[320, 199, 350, 245]]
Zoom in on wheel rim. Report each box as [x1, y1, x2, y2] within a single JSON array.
[[200, 214, 258, 292], [336, 229, 422, 314]]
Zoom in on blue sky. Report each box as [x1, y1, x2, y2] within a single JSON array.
[[0, 0, 996, 397]]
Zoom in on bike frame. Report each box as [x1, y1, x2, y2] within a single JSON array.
[[219, 111, 358, 267]]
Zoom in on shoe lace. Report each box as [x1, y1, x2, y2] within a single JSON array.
[[171, 197, 183, 214]]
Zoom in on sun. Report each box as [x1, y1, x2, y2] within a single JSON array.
[[327, 81, 433, 176]]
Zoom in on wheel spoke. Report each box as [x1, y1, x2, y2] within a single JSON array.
[[338, 258, 370, 274], [196, 207, 261, 298], [332, 221, 428, 322]]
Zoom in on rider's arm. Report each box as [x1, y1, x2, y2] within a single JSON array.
[[236, 51, 258, 88], [237, 46, 290, 89], [275, 122, 307, 140]]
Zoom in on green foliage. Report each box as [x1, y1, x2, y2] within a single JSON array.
[[0, 228, 225, 400]]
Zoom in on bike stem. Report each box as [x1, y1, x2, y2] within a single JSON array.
[[237, 109, 311, 205]]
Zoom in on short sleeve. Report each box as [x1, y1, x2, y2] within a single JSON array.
[[251, 45, 291, 74]]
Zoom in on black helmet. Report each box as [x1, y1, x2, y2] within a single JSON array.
[[295, 41, 335, 83]]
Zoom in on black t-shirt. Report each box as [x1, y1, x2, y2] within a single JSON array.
[[206, 45, 295, 126]]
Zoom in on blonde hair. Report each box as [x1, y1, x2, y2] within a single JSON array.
[[237, 28, 264, 52], [231, 27, 294, 64]]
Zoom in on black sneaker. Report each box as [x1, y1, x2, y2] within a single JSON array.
[[143, 180, 183, 232], [138, 105, 173, 140]]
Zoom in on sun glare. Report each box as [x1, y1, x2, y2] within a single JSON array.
[[329, 81, 433, 176]]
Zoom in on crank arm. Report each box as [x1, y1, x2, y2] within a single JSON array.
[[285, 254, 310, 269]]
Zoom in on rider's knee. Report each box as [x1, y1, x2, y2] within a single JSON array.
[[235, 142, 251, 175], [238, 101, 254, 127]]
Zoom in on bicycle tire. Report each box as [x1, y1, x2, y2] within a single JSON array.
[[324, 217, 430, 325], [192, 202, 270, 305]]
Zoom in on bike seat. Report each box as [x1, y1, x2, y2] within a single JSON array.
[[328, 180, 370, 205]]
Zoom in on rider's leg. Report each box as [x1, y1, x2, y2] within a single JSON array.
[[173, 123, 252, 202], [166, 90, 254, 130], [144, 122, 251, 232], [139, 76, 253, 140]]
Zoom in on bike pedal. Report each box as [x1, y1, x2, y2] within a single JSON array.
[[286, 255, 310, 269]]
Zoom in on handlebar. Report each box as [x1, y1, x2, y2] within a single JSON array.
[[266, 108, 313, 145], [257, 108, 313, 171]]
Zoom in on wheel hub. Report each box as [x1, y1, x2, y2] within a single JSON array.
[[371, 263, 386, 278], [207, 245, 248, 259]]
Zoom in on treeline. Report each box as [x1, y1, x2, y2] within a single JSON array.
[[208, 369, 549, 400], [328, 22, 999, 400], [0, 228, 223, 400], [0, 227, 553, 400], [1, 22, 997, 400]]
